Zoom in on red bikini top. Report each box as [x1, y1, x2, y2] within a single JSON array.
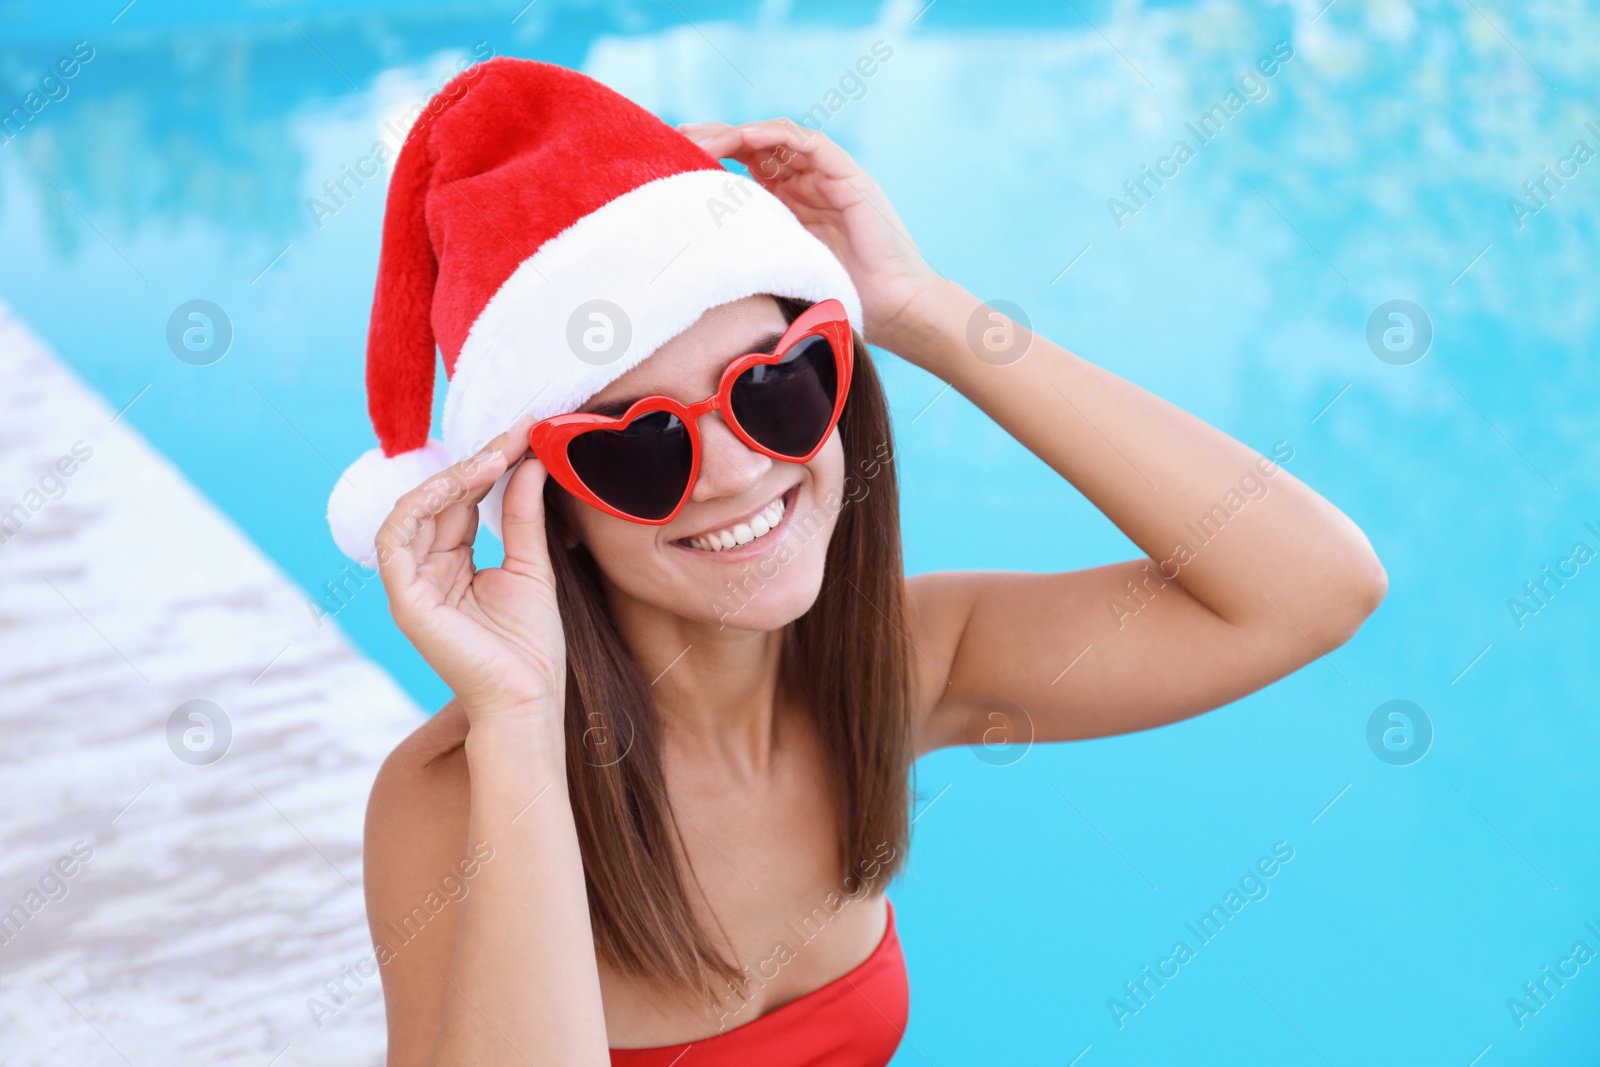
[[609, 899, 909, 1067]]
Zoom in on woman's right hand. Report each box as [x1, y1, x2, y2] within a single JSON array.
[[373, 420, 568, 727]]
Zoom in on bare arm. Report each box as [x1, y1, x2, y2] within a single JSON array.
[[897, 278, 1386, 751], [368, 422, 609, 1066], [438, 719, 599, 1064]]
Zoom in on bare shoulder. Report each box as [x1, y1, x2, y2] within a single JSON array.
[[364, 701, 475, 1066], [366, 698, 475, 893], [368, 700, 471, 828]]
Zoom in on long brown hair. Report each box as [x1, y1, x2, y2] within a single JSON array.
[[543, 295, 913, 1007]]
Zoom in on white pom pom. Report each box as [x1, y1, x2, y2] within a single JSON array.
[[326, 440, 452, 565]]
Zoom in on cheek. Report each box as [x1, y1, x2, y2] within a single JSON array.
[[809, 433, 847, 500], [751, 444, 846, 587], [764, 437, 845, 563], [570, 501, 656, 567], [554, 487, 651, 579]]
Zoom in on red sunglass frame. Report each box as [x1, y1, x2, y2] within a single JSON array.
[[528, 298, 854, 525]]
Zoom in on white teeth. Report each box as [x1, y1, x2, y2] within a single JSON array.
[[685, 494, 788, 553]]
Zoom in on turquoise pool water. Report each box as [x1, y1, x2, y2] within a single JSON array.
[[3, 1, 1597, 1062]]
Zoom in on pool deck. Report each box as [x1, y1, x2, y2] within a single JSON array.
[[0, 302, 418, 1064]]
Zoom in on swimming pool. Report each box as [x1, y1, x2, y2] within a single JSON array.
[[2, 0, 1596, 1062]]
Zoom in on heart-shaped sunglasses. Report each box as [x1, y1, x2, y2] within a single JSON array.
[[528, 299, 854, 524]]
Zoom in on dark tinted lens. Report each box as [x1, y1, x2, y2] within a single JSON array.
[[729, 334, 839, 457], [566, 410, 693, 520]]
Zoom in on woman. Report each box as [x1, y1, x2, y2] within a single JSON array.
[[342, 59, 1385, 1066]]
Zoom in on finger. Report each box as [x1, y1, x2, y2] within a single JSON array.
[[736, 117, 818, 149], [681, 122, 746, 160], [429, 468, 482, 553], [424, 444, 510, 557], [481, 413, 537, 466], [419, 415, 538, 551], [680, 118, 806, 159], [744, 120, 862, 178], [428, 409, 540, 537], [376, 446, 508, 580], [460, 490, 481, 547], [677, 120, 732, 140], [733, 144, 821, 192], [498, 456, 553, 579]]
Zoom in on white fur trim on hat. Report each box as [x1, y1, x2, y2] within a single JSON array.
[[327, 439, 451, 566], [441, 168, 862, 545]]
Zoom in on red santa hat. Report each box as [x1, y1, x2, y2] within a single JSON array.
[[327, 57, 862, 564]]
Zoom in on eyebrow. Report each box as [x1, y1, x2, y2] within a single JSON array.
[[581, 329, 787, 417]]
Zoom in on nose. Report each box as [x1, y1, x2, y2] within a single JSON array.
[[689, 411, 772, 502]]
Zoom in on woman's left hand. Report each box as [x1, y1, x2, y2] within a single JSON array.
[[679, 119, 941, 355]]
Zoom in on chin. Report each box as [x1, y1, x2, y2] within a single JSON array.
[[699, 559, 828, 632]]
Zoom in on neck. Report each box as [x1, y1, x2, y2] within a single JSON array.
[[605, 580, 790, 779]]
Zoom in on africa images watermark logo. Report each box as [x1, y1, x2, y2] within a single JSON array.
[[1106, 442, 1295, 629], [0, 440, 94, 549], [0, 841, 95, 951], [1506, 920, 1600, 1032], [1107, 841, 1296, 1029], [1506, 119, 1600, 231], [0, 40, 96, 147], [713, 841, 897, 1032], [304, 42, 496, 230], [306, 841, 495, 1028], [1105, 41, 1295, 231]]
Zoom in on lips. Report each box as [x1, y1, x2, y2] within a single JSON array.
[[675, 486, 796, 554]]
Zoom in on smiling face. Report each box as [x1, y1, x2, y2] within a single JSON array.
[[554, 295, 846, 632]]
